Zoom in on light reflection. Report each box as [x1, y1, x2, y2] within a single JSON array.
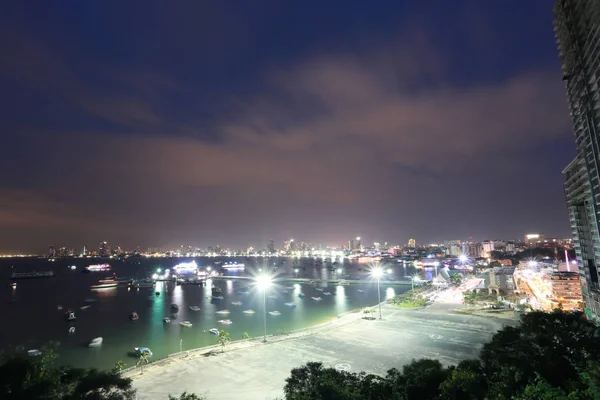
[[386, 287, 396, 300], [335, 285, 346, 315]]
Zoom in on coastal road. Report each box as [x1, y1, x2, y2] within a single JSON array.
[[132, 303, 512, 400]]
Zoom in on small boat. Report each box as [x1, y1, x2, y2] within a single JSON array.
[[135, 347, 152, 356], [284, 302, 296, 307], [155, 292, 160, 296], [217, 319, 232, 324], [209, 328, 220, 335], [84, 298, 97, 303], [189, 306, 201, 311], [315, 288, 324, 292], [323, 292, 332, 296], [311, 297, 323, 301], [215, 310, 230, 315], [28, 349, 42, 357], [69, 327, 76, 334], [211, 287, 223, 293], [267, 295, 278, 300], [237, 290, 250, 295], [11, 282, 17, 288], [80, 305, 91, 310], [163, 317, 170, 323], [179, 321, 193, 327], [88, 337, 103, 347], [130, 312, 139, 320], [243, 309, 255, 314], [171, 304, 179, 311], [212, 296, 224, 300], [284, 286, 294, 290], [66, 310, 76, 321], [338, 280, 351, 286], [231, 301, 243, 306], [90, 282, 118, 290], [298, 293, 305, 298], [268, 311, 281, 316], [357, 289, 365, 293], [57, 305, 63, 310]]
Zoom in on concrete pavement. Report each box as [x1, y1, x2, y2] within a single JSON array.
[[131, 303, 512, 400]]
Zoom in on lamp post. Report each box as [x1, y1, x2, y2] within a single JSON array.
[[372, 267, 383, 320], [256, 274, 272, 342]]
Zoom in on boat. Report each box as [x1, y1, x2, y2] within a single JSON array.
[[130, 312, 139, 320], [155, 292, 160, 296], [189, 306, 201, 311], [84, 298, 97, 303], [170, 304, 179, 311], [211, 287, 222, 293], [323, 292, 332, 296], [215, 310, 230, 315], [66, 310, 76, 321], [268, 311, 281, 316], [212, 296, 224, 300], [69, 327, 75, 334], [284, 302, 296, 307], [357, 289, 365, 293], [88, 337, 103, 347], [209, 328, 220, 335], [298, 293, 305, 298], [315, 288, 324, 292], [217, 319, 233, 324], [243, 309, 255, 314], [237, 290, 250, 295], [267, 295, 278, 299], [27, 349, 42, 357], [311, 297, 323, 301], [98, 276, 116, 283], [231, 301, 243, 306], [163, 317, 170, 323], [179, 321, 193, 327], [80, 305, 91, 310], [11, 282, 17, 288], [90, 282, 118, 290], [57, 305, 63, 310], [135, 347, 152, 356], [338, 280, 351, 286], [86, 264, 111, 272]]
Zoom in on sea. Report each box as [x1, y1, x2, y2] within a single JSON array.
[[0, 256, 416, 370]]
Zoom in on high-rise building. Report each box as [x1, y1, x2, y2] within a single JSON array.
[[555, 0, 600, 321], [48, 245, 56, 258], [99, 241, 109, 257], [267, 239, 275, 254], [82, 245, 88, 256], [408, 238, 416, 248]]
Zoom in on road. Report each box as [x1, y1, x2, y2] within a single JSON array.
[[131, 303, 512, 400]]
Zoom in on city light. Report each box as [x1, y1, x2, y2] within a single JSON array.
[[255, 274, 272, 291], [458, 254, 468, 264], [254, 274, 273, 342], [386, 268, 392, 274], [337, 268, 342, 274], [371, 267, 383, 278], [371, 266, 383, 319], [152, 273, 158, 280]]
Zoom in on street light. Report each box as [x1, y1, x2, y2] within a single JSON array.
[[411, 273, 421, 291], [256, 274, 272, 342], [372, 267, 383, 319]]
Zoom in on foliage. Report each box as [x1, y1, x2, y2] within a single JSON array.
[[388, 292, 428, 308], [217, 330, 231, 352], [242, 332, 250, 340], [449, 273, 463, 286], [281, 310, 600, 400], [136, 349, 150, 374], [0, 344, 135, 399], [168, 392, 208, 400], [462, 290, 477, 305], [113, 360, 126, 373]]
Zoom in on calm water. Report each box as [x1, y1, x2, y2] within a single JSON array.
[[0, 257, 413, 370]]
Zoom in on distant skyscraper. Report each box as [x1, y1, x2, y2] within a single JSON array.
[[555, 0, 600, 321], [82, 245, 88, 256], [408, 238, 416, 248], [267, 239, 275, 254], [99, 241, 109, 257], [48, 245, 56, 259]]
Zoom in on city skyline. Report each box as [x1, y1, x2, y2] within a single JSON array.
[[1, 2, 574, 253]]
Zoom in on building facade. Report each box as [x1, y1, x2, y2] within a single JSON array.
[[555, 0, 600, 321]]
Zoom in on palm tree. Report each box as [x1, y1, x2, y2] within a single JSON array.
[[217, 330, 231, 352], [136, 350, 150, 374], [113, 360, 126, 373]]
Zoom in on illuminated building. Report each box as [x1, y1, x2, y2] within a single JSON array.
[[524, 233, 546, 248], [482, 240, 494, 255], [82, 245, 88, 256], [551, 272, 583, 308], [555, 0, 600, 320], [267, 239, 275, 254], [98, 241, 109, 257], [408, 238, 416, 248], [349, 237, 361, 251], [48, 245, 56, 259]]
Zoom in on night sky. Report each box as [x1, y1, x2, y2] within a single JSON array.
[[0, 1, 574, 253]]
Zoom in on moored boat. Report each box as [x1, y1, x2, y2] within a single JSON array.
[[298, 293, 305, 298], [179, 321, 193, 327], [209, 328, 220, 335], [189, 306, 201, 311], [284, 302, 296, 307], [268, 311, 281, 316], [217, 319, 232, 324], [163, 317, 170, 323], [88, 337, 103, 347], [243, 309, 255, 314], [215, 310, 230, 315], [212, 296, 224, 300], [323, 292, 332, 296], [130, 311, 139, 320], [231, 301, 243, 306], [65, 310, 76, 320], [311, 297, 322, 301], [28, 349, 42, 357], [135, 347, 152, 356]]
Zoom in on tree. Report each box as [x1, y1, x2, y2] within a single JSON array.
[[168, 392, 208, 400], [217, 330, 231, 352], [0, 344, 135, 399], [462, 290, 477, 305], [449, 273, 463, 287], [113, 360, 126, 373], [136, 349, 150, 374], [384, 359, 450, 400]]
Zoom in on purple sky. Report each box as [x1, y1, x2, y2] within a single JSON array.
[[0, 1, 575, 253]]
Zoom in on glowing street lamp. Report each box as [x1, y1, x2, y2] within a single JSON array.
[[337, 268, 342, 274], [458, 254, 468, 264], [411, 273, 421, 291], [371, 267, 383, 320], [255, 274, 272, 342]]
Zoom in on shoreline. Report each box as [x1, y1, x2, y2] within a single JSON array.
[[122, 304, 370, 379], [212, 276, 414, 285]]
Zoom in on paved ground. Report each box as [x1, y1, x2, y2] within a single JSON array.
[[132, 303, 513, 400]]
